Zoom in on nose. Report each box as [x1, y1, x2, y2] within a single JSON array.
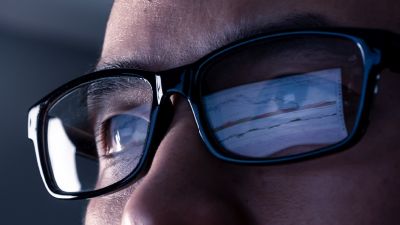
[[121, 97, 253, 225]]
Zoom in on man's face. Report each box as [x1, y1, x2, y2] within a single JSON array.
[[85, 0, 400, 224]]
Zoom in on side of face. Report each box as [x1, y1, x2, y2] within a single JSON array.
[[85, 0, 400, 224]]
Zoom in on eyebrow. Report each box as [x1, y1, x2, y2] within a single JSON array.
[[94, 13, 335, 72]]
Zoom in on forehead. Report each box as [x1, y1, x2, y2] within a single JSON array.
[[100, 0, 400, 71]]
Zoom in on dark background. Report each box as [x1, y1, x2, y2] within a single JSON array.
[[0, 1, 113, 224]]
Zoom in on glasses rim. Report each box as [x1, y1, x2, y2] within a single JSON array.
[[28, 28, 398, 199]]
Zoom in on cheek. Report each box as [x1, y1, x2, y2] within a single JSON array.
[[85, 186, 136, 225], [234, 146, 399, 224]]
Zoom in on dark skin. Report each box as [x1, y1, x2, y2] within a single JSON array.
[[85, 0, 400, 224]]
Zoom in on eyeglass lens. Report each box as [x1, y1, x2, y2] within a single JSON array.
[[201, 35, 364, 158], [46, 77, 153, 192]]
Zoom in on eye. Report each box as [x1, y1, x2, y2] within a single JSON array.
[[104, 114, 149, 156]]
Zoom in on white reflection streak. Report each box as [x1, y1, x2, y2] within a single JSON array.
[[204, 68, 348, 157], [48, 118, 82, 192]]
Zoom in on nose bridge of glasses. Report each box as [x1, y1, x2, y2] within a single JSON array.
[[157, 66, 192, 101], [144, 69, 190, 166]]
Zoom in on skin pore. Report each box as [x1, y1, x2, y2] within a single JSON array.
[[85, 0, 400, 224]]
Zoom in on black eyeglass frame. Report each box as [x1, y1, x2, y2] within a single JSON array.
[[28, 28, 400, 199]]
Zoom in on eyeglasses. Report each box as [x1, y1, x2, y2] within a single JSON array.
[[28, 29, 400, 199]]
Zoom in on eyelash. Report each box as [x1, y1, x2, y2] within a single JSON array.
[[95, 120, 111, 158]]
